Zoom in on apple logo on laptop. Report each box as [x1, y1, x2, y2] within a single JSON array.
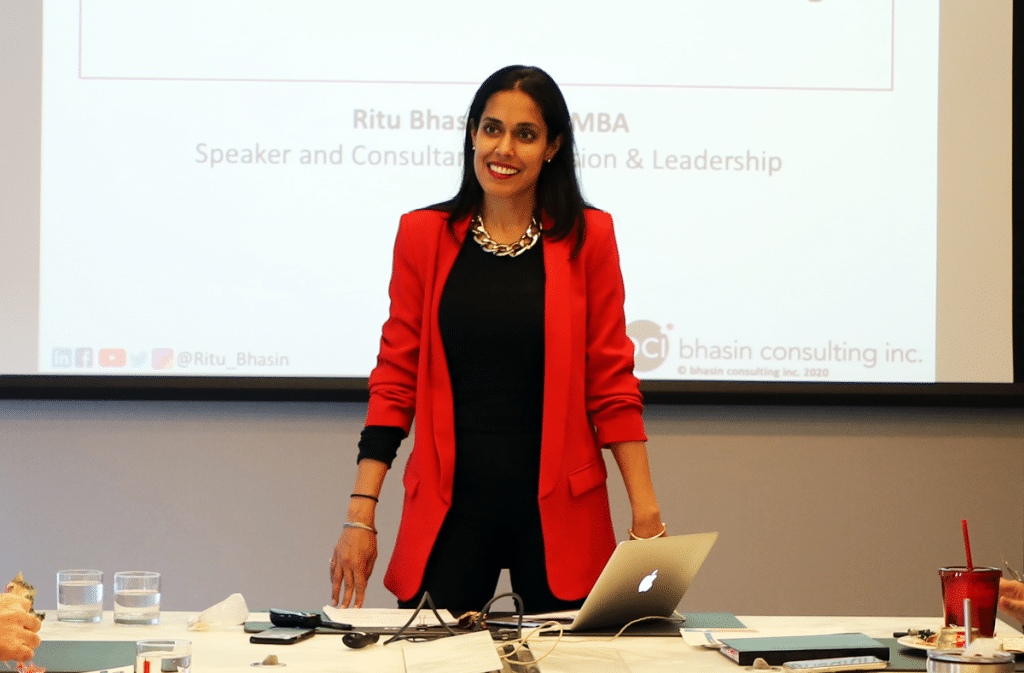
[[638, 569, 658, 593]]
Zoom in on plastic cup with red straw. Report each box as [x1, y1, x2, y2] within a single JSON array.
[[938, 519, 1001, 638]]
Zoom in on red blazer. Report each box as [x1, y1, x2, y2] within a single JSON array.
[[367, 208, 647, 602]]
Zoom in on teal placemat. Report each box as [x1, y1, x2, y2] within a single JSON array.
[[680, 612, 746, 628], [32, 640, 137, 673]]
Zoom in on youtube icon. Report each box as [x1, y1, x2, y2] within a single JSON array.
[[99, 348, 127, 367]]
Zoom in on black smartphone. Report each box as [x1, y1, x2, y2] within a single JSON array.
[[249, 627, 316, 645]]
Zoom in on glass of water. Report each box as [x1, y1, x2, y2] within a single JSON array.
[[56, 569, 103, 622], [136, 639, 191, 673], [113, 571, 161, 625]]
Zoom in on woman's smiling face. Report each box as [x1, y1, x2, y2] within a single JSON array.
[[471, 88, 562, 207]]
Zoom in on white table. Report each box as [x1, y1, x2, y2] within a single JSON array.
[[36, 611, 1021, 673]]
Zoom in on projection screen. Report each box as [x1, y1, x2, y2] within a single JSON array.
[[0, 0, 1016, 402]]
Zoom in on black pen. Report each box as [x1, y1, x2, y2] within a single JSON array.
[[319, 619, 356, 631], [270, 608, 353, 631]]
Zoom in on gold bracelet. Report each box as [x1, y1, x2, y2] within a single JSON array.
[[343, 521, 378, 534], [628, 522, 667, 540]]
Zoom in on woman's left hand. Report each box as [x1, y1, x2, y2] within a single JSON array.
[[607, 441, 666, 539]]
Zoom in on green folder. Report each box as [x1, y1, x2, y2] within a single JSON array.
[[718, 632, 890, 666]]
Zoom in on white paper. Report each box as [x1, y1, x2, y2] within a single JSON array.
[[401, 630, 501, 673], [681, 630, 721, 648], [681, 627, 761, 647], [322, 605, 457, 628]]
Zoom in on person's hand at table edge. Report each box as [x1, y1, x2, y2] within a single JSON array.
[[998, 578, 1024, 624], [0, 594, 42, 662]]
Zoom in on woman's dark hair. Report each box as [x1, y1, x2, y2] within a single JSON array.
[[434, 65, 590, 256]]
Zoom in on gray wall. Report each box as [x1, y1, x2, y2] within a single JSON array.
[[2, 400, 1020, 623]]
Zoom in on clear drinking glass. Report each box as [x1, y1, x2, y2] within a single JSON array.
[[56, 569, 103, 622], [136, 639, 191, 673], [113, 571, 161, 624]]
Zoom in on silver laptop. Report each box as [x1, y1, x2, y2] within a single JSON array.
[[564, 531, 718, 632]]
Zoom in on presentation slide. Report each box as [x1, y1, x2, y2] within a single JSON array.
[[18, 1, 1003, 385]]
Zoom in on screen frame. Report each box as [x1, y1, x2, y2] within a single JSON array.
[[1, 375, 1020, 407]]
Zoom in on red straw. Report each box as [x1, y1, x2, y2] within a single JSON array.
[[962, 519, 974, 569]]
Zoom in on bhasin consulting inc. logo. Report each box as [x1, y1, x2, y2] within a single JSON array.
[[626, 320, 670, 372]]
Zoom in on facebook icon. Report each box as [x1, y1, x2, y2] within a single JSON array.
[[75, 348, 93, 368]]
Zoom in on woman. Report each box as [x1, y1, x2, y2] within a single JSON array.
[[330, 65, 665, 614]]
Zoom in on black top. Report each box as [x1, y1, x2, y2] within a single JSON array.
[[357, 232, 546, 477]]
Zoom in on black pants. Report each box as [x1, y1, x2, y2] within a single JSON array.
[[398, 502, 586, 616]]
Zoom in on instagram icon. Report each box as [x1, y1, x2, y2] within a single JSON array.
[[152, 348, 174, 370]]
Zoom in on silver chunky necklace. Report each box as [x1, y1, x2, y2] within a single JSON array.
[[471, 215, 540, 257]]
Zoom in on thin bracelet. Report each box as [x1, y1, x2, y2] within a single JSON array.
[[350, 493, 379, 503], [628, 522, 667, 541], [343, 521, 378, 534]]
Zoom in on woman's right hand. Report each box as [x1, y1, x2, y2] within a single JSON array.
[[331, 458, 389, 608], [331, 524, 378, 608], [330, 485, 382, 608]]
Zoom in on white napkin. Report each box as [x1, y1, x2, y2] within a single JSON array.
[[187, 592, 250, 631], [963, 637, 1006, 657]]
